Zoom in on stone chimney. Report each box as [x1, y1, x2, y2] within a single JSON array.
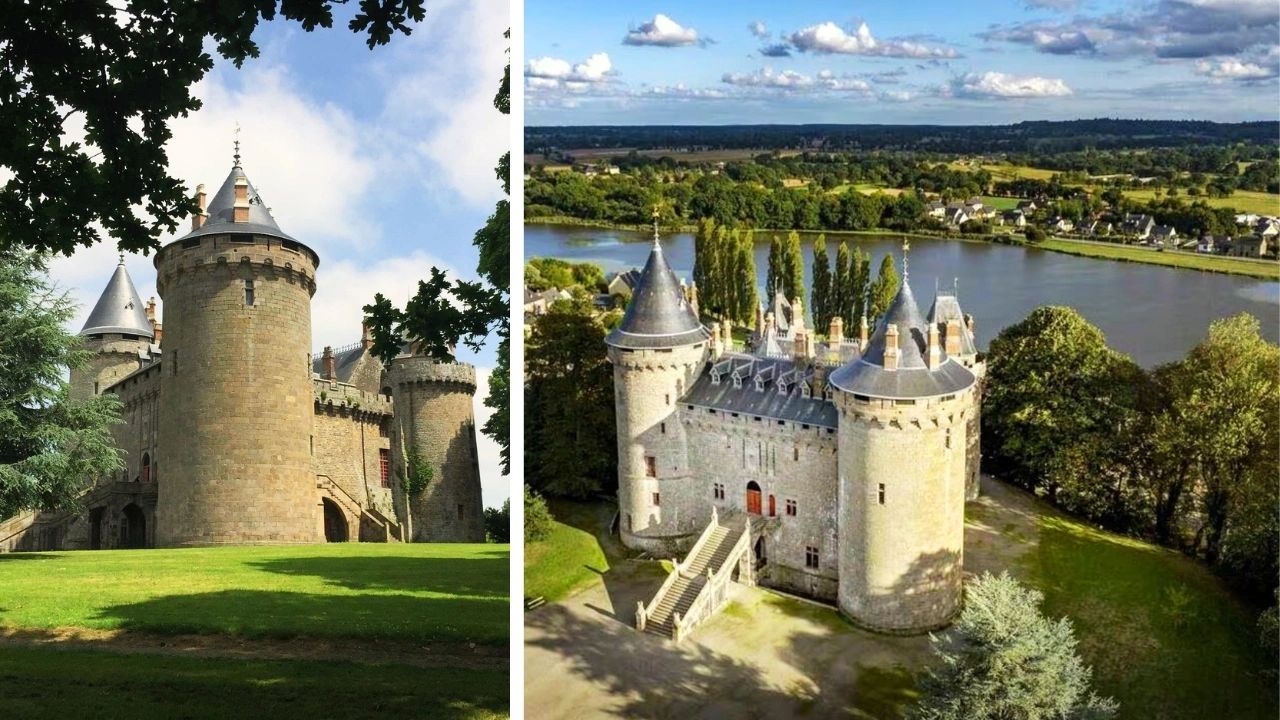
[[790, 297, 806, 333], [927, 323, 941, 368], [793, 330, 812, 361], [153, 323, 163, 346], [945, 318, 962, 356], [965, 313, 975, 335], [720, 319, 733, 348], [686, 281, 699, 318], [764, 311, 775, 337], [859, 313, 870, 351], [322, 345, 336, 381], [883, 324, 900, 370], [233, 176, 250, 223], [192, 183, 208, 230], [811, 364, 828, 397], [145, 297, 157, 324], [709, 321, 723, 359], [361, 322, 375, 351], [828, 316, 844, 344]]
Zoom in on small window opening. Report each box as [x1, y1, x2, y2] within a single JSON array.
[[644, 456, 657, 477], [785, 499, 797, 516], [245, 279, 255, 306], [805, 546, 819, 569], [652, 492, 660, 506], [878, 483, 886, 505]]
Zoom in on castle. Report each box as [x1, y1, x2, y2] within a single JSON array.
[[615, 225, 984, 637], [1, 154, 484, 550]]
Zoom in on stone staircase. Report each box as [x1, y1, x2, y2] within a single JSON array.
[[637, 509, 751, 642]]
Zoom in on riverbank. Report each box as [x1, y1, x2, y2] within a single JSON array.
[[524, 216, 1280, 281]]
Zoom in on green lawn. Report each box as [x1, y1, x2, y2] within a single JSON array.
[[1029, 514, 1276, 720], [980, 195, 1021, 211], [0, 543, 509, 645], [524, 501, 612, 603], [0, 645, 507, 719], [1119, 188, 1280, 215], [1037, 238, 1280, 280]]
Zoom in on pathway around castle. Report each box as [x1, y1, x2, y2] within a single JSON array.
[[524, 478, 1276, 720]]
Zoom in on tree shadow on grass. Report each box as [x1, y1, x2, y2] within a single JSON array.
[[92, 589, 508, 646], [0, 553, 62, 561], [249, 554, 508, 597]]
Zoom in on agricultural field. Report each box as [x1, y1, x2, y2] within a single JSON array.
[[0, 543, 510, 718], [1119, 188, 1280, 215], [1038, 238, 1280, 280]]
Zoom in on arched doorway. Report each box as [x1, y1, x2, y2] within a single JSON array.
[[322, 498, 348, 542], [754, 536, 767, 570], [141, 453, 151, 483], [88, 507, 105, 550], [120, 504, 146, 548], [746, 481, 762, 515]]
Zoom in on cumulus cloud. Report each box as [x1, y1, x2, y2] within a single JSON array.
[[787, 21, 959, 58], [748, 20, 769, 39], [759, 43, 792, 58], [949, 71, 1073, 98], [1195, 56, 1276, 80], [722, 68, 872, 93], [623, 14, 703, 47], [525, 52, 612, 83]]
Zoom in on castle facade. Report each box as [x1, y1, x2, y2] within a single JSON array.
[[611, 231, 984, 634], [1, 157, 484, 550]]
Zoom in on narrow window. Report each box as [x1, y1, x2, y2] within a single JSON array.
[[786, 499, 797, 516], [626, 513, 632, 531], [644, 456, 657, 477], [945, 428, 952, 449], [379, 449, 391, 488], [713, 483, 725, 500], [660, 422, 666, 435], [172, 350, 178, 376], [141, 453, 151, 484], [805, 546, 819, 569], [94, 381, 99, 394], [652, 492, 660, 506], [793, 447, 800, 462], [457, 503, 464, 520], [878, 483, 886, 505], [665, 393, 671, 406], [309, 436, 314, 455], [244, 279, 255, 306]]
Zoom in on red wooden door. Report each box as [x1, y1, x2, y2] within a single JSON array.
[[768, 495, 776, 517], [747, 488, 762, 515]]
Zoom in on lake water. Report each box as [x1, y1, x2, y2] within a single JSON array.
[[527, 223, 1280, 367]]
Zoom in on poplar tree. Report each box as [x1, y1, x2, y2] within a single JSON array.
[[738, 230, 758, 324], [811, 234, 832, 333], [851, 246, 871, 323], [783, 230, 804, 303], [692, 217, 716, 315], [869, 253, 899, 323], [765, 235, 783, 303], [833, 241, 852, 326]]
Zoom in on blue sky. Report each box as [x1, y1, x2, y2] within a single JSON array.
[[49, 0, 510, 507], [525, 0, 1280, 124]]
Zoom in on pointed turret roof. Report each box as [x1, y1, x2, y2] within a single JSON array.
[[81, 257, 153, 338], [605, 222, 710, 350], [927, 283, 977, 357], [173, 160, 298, 244], [829, 250, 974, 399]]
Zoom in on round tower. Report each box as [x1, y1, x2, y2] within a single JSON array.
[[605, 219, 711, 553], [926, 283, 986, 501], [828, 253, 976, 634], [69, 258, 155, 402], [153, 159, 321, 546], [386, 357, 484, 542]]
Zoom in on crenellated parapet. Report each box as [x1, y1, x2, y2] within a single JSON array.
[[154, 234, 319, 298], [386, 357, 477, 392], [313, 379, 394, 418]]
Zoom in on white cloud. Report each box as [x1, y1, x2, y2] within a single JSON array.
[[471, 366, 508, 509], [949, 71, 1073, 98], [526, 52, 612, 83], [722, 68, 873, 93], [748, 20, 769, 39], [623, 14, 701, 47], [1195, 57, 1275, 80], [788, 21, 958, 58]]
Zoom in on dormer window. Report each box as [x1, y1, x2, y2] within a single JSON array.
[[732, 376, 742, 389], [711, 371, 721, 385], [754, 378, 764, 392]]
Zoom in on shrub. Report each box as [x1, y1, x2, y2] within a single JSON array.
[[524, 486, 554, 542]]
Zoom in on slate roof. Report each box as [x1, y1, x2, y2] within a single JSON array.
[[829, 276, 975, 399], [312, 343, 370, 383], [683, 354, 838, 428], [172, 162, 301, 245], [605, 237, 710, 349], [926, 290, 977, 357], [81, 259, 154, 338]]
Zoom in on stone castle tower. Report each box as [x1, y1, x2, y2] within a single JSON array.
[[605, 226, 711, 553], [69, 260, 156, 403], [388, 357, 485, 542], [153, 157, 321, 546], [612, 233, 982, 636]]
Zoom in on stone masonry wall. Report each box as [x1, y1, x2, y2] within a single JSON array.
[[68, 334, 151, 403], [311, 380, 393, 517], [834, 389, 972, 634], [153, 234, 320, 546], [387, 358, 484, 542], [609, 343, 709, 554]]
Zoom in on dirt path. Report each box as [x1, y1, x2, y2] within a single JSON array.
[[0, 626, 508, 670]]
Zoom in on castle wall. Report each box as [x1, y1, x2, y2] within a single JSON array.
[[387, 358, 484, 542], [312, 380, 394, 518], [834, 390, 971, 634], [685, 409, 840, 601], [110, 364, 162, 486], [69, 334, 150, 403], [609, 343, 708, 553], [153, 234, 320, 546]]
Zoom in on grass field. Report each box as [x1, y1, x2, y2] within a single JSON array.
[[524, 500, 613, 603], [1037, 237, 1280, 280], [980, 195, 1021, 210], [1118, 188, 1280, 215], [0, 543, 509, 645], [0, 543, 510, 718]]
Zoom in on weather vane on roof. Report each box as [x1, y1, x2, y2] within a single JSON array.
[[233, 122, 241, 166], [902, 237, 910, 281], [652, 204, 661, 247]]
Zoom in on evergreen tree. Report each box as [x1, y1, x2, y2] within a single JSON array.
[[811, 234, 832, 333], [766, 235, 783, 303], [910, 572, 1118, 720], [851, 246, 871, 324], [737, 230, 758, 324], [692, 217, 717, 316], [783, 230, 804, 302], [721, 228, 740, 324], [833, 241, 852, 326], [868, 253, 899, 323], [0, 248, 124, 517]]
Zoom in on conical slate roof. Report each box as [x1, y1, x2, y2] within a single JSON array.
[[605, 238, 710, 350], [81, 259, 153, 338], [174, 162, 297, 243], [829, 273, 974, 399], [926, 288, 977, 357]]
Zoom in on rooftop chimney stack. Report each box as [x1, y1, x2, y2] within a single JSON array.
[[192, 183, 208, 230], [322, 345, 336, 381], [721, 319, 733, 349], [927, 323, 942, 368], [709, 321, 723, 359], [859, 314, 870, 351], [883, 324, 900, 371], [829, 316, 844, 344], [145, 297, 157, 323], [791, 297, 806, 333], [686, 281, 699, 318], [361, 322, 375, 351], [945, 318, 962, 356], [233, 176, 250, 223]]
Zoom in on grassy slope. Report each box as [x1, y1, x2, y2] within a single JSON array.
[[1119, 188, 1280, 215], [1037, 238, 1280, 280], [0, 543, 509, 645], [524, 501, 612, 603], [0, 645, 507, 720], [1029, 514, 1276, 720]]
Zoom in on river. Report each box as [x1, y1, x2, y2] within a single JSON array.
[[527, 223, 1280, 367]]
